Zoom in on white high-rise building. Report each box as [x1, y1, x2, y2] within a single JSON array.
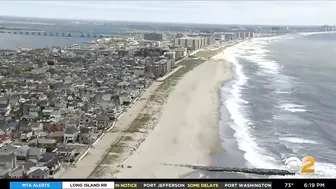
[[174, 36, 211, 50]]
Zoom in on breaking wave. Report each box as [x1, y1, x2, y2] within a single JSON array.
[[220, 36, 336, 178]]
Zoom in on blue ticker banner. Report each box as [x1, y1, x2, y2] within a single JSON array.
[[10, 182, 62, 189]]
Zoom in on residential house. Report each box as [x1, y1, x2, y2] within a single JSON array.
[[26, 166, 49, 178], [79, 113, 94, 127], [64, 75, 73, 84], [0, 114, 5, 125], [27, 105, 39, 119], [78, 127, 93, 144], [54, 100, 67, 109], [55, 146, 77, 162], [42, 107, 54, 117], [28, 147, 46, 160], [95, 114, 109, 130], [22, 114, 36, 122], [0, 153, 17, 178], [0, 129, 8, 144], [28, 139, 57, 151], [8, 95, 20, 107], [23, 161, 37, 171], [49, 108, 62, 119], [36, 132, 49, 139], [9, 130, 21, 140], [44, 157, 62, 176], [117, 81, 130, 91], [37, 152, 57, 165], [66, 109, 81, 124], [106, 106, 117, 120], [0, 103, 9, 114], [67, 101, 79, 110], [0, 144, 17, 154], [8, 167, 24, 179], [29, 122, 42, 133], [43, 123, 64, 132], [63, 124, 79, 143], [119, 92, 132, 105], [20, 130, 34, 142], [18, 118, 31, 133], [38, 153, 62, 176], [47, 131, 63, 143], [0, 170, 9, 178], [14, 145, 30, 160]]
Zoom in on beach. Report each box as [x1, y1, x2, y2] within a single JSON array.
[[113, 54, 232, 178], [59, 44, 234, 178]]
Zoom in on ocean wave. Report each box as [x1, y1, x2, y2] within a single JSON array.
[[238, 40, 282, 76], [299, 31, 336, 37], [269, 161, 336, 178], [276, 138, 336, 178], [246, 56, 280, 75], [278, 103, 308, 112], [279, 137, 318, 144], [274, 91, 291, 94], [249, 47, 269, 55], [221, 37, 336, 178], [272, 114, 312, 125], [222, 44, 280, 170]]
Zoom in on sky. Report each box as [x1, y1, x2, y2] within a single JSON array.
[[0, 1, 335, 25]]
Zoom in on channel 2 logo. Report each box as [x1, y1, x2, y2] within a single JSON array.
[[285, 156, 315, 174]]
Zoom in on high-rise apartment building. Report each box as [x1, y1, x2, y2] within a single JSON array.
[[144, 33, 163, 41], [174, 37, 211, 50]]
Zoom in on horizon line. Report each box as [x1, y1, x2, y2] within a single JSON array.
[[0, 15, 330, 27]]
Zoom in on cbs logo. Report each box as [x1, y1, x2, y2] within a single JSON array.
[[285, 156, 315, 174]]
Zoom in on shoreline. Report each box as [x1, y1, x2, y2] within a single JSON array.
[[90, 43, 237, 178], [1, 31, 335, 50], [212, 44, 251, 177], [213, 33, 325, 176], [213, 36, 282, 173], [111, 53, 233, 178], [213, 33, 336, 178]]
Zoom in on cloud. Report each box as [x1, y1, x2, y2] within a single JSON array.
[[0, 1, 335, 25]]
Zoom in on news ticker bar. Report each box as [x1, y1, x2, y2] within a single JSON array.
[[9, 180, 333, 189], [10, 181, 272, 189]]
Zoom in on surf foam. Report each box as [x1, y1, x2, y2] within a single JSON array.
[[278, 103, 309, 112], [222, 42, 280, 170], [221, 36, 336, 178], [279, 137, 319, 144]]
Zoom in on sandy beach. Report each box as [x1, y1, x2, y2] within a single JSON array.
[[113, 54, 232, 178], [60, 44, 234, 178]]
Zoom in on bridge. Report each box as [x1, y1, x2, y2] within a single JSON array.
[[1, 31, 115, 39]]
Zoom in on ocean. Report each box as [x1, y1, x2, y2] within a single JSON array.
[[214, 33, 336, 178], [0, 33, 90, 49]]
